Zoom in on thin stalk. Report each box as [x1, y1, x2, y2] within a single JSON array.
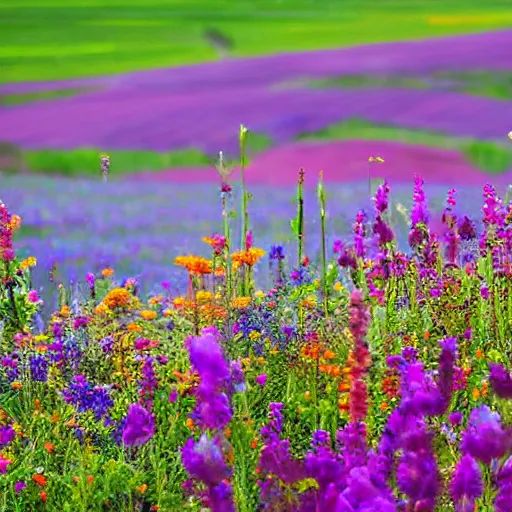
[[239, 125, 249, 252], [317, 171, 329, 318], [297, 168, 305, 266]]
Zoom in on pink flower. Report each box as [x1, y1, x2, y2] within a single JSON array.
[[0, 456, 13, 474], [27, 290, 40, 303], [134, 338, 151, 350]]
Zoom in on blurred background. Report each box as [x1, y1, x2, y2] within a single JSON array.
[[1, 0, 512, 303]]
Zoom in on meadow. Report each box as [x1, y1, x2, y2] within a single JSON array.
[[1, 128, 512, 510]]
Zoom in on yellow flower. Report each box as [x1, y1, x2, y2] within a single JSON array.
[[148, 296, 163, 305], [9, 215, 21, 231], [232, 297, 251, 309], [254, 290, 265, 298], [249, 330, 261, 341], [102, 287, 134, 310], [136, 484, 148, 495], [60, 305, 70, 317], [34, 335, 48, 343], [173, 297, 186, 307], [162, 308, 173, 316], [140, 310, 157, 321], [174, 255, 212, 275], [101, 267, 114, 277], [333, 281, 343, 292], [20, 256, 37, 270], [302, 295, 318, 308], [196, 291, 213, 304], [94, 303, 110, 316]]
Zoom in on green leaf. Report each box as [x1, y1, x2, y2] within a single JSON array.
[[290, 218, 299, 237]]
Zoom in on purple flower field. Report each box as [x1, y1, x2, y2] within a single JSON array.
[[0, 171, 499, 310], [0, 30, 511, 155]]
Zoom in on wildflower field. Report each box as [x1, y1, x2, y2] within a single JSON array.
[[1, 125, 512, 512]]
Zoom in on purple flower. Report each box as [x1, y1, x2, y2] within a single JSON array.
[[14, 481, 26, 494], [122, 403, 155, 447], [461, 405, 511, 464], [255, 374, 267, 387], [495, 456, 512, 512], [269, 245, 285, 260], [450, 454, 483, 509], [181, 434, 231, 487], [0, 426, 15, 446], [30, 354, 49, 382], [489, 363, 512, 399], [169, 390, 178, 403], [85, 272, 95, 288], [448, 412, 463, 427]]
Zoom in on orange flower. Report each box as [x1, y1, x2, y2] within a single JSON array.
[[59, 305, 70, 317], [44, 442, 54, 454], [33, 474, 47, 486], [185, 418, 194, 430], [323, 350, 336, 360], [137, 484, 148, 494], [102, 287, 135, 310], [482, 381, 489, 397], [174, 255, 212, 275], [73, 476, 79, 484], [87, 475, 94, 485], [140, 310, 157, 321], [50, 413, 59, 424], [338, 381, 350, 392], [472, 388, 481, 400], [127, 323, 142, 332], [102, 268, 114, 277], [475, 349, 484, 359], [10, 382, 22, 390], [380, 402, 389, 411], [40, 491, 47, 503], [151, 506, 159, 511], [224, 428, 231, 438], [424, 331, 430, 340], [251, 438, 259, 449], [231, 248, 265, 267]]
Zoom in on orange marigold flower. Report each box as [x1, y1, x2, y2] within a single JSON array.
[[424, 331, 430, 340], [59, 305, 70, 317], [87, 475, 94, 485], [140, 310, 157, 321], [482, 381, 489, 397], [224, 428, 231, 438], [185, 418, 194, 430], [148, 296, 163, 305], [101, 268, 114, 277], [127, 323, 142, 332], [9, 214, 21, 231], [40, 491, 47, 503], [151, 506, 159, 511], [323, 350, 336, 360], [174, 255, 212, 275], [231, 248, 266, 267], [73, 476, 79, 484], [50, 413, 59, 424], [94, 303, 110, 316], [33, 474, 47, 486], [20, 256, 37, 270], [44, 442, 54, 454], [475, 349, 484, 359], [380, 402, 389, 411], [102, 287, 134, 310], [10, 382, 22, 390], [251, 438, 259, 449], [472, 388, 481, 400]]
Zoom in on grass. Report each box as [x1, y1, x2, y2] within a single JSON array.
[[1, 0, 512, 83], [308, 70, 512, 100], [0, 87, 102, 106], [296, 118, 512, 173], [22, 148, 213, 176]]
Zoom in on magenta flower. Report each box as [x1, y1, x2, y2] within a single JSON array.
[[27, 290, 40, 303], [0, 456, 12, 474], [256, 374, 267, 387], [450, 454, 483, 511], [134, 338, 151, 350]]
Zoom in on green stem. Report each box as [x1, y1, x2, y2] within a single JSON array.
[[239, 125, 249, 252], [297, 169, 305, 266], [318, 171, 328, 318]]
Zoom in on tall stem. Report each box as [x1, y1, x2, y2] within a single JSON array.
[[239, 125, 249, 252], [297, 169, 305, 266], [317, 171, 328, 318]]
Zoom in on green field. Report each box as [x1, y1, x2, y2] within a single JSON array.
[[1, 0, 512, 83]]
